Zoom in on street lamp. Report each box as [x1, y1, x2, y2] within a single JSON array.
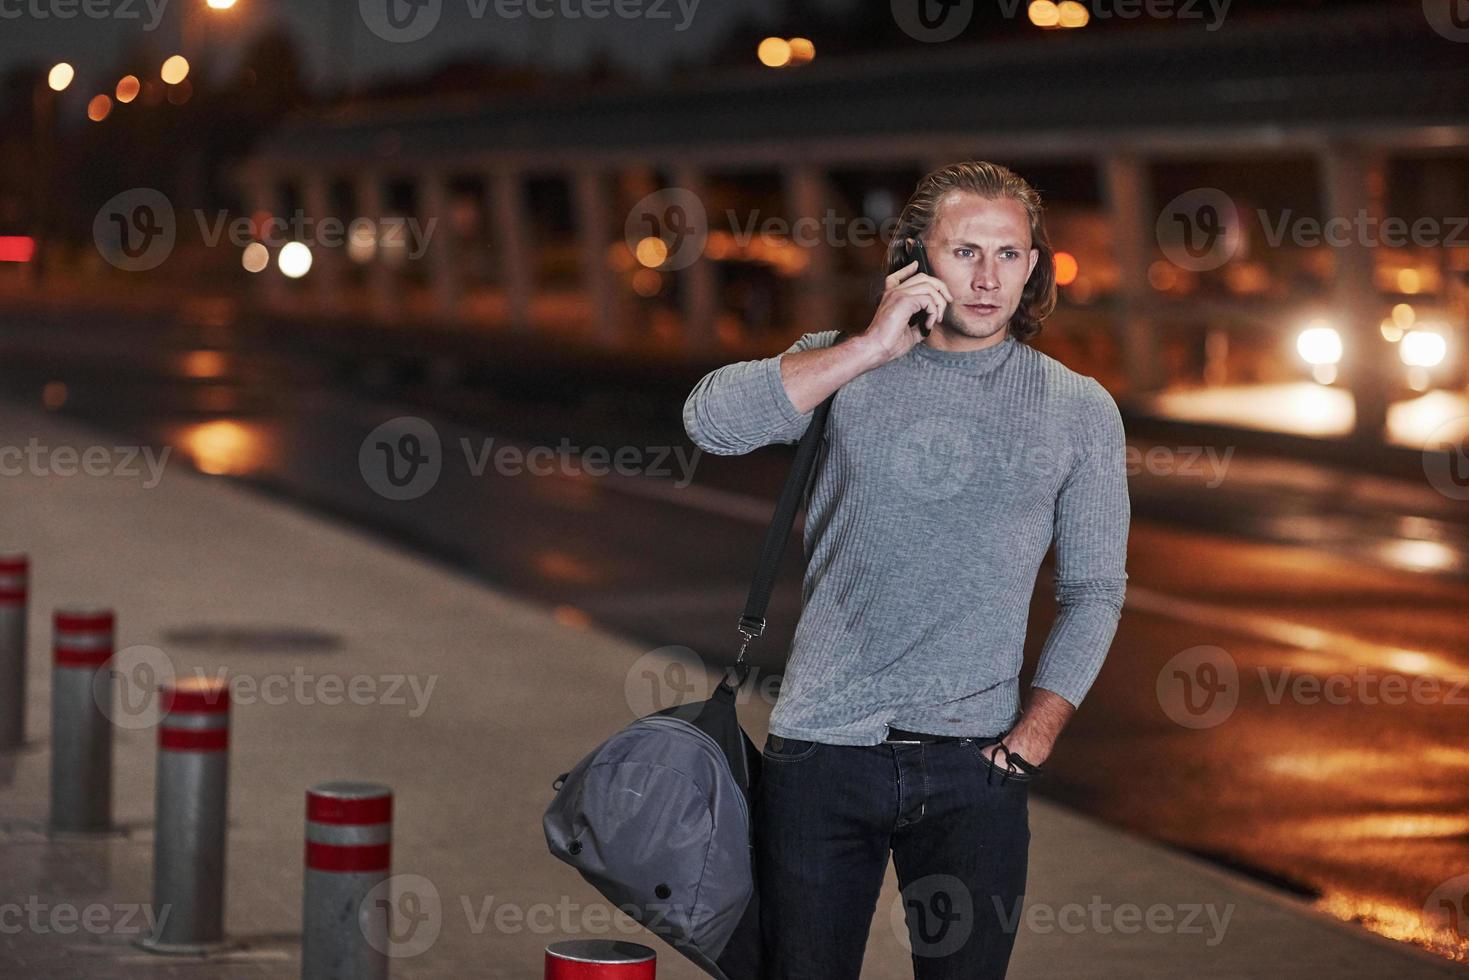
[[47, 63, 74, 92]]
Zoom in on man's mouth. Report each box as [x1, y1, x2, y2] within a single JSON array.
[[964, 302, 1001, 315]]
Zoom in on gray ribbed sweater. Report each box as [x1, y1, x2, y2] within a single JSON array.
[[683, 330, 1130, 746]]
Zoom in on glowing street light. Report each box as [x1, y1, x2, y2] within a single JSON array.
[[161, 55, 190, 85], [86, 94, 113, 122], [207, 0, 238, 8], [47, 63, 75, 92], [278, 242, 313, 279], [758, 37, 792, 68], [116, 75, 141, 104]]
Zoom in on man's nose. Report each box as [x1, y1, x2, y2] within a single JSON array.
[[972, 262, 1000, 291]]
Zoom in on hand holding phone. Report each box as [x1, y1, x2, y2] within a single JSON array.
[[902, 238, 936, 338], [861, 238, 952, 364]]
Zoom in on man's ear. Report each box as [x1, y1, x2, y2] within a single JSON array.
[[1027, 248, 1040, 282]]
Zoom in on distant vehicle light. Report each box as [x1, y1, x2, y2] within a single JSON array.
[[1400, 329, 1446, 368], [0, 237, 36, 263], [1296, 322, 1342, 366]]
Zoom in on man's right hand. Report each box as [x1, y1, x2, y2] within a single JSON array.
[[858, 259, 953, 366]]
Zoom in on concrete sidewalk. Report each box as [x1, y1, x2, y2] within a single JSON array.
[[0, 404, 1462, 979]]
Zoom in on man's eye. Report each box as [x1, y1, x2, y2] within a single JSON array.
[[1001, 250, 1020, 259], [955, 249, 974, 259]]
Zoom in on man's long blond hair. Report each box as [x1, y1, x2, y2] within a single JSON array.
[[884, 161, 1057, 343]]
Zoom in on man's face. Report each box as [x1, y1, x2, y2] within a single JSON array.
[[924, 192, 1040, 341]]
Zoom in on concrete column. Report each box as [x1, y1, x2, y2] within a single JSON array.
[[488, 168, 533, 334], [783, 163, 839, 335], [419, 170, 460, 317], [300, 173, 341, 311], [1101, 154, 1165, 395], [671, 164, 719, 355], [245, 177, 288, 309], [573, 167, 618, 346], [356, 171, 399, 322], [1319, 143, 1392, 446]]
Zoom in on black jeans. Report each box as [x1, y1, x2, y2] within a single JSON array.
[[755, 734, 1031, 979]]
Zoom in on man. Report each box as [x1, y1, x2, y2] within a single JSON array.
[[682, 161, 1130, 979]]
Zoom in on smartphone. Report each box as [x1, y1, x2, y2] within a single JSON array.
[[894, 237, 934, 337]]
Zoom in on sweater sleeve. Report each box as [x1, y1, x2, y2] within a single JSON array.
[[681, 330, 843, 456], [1031, 377, 1131, 709]]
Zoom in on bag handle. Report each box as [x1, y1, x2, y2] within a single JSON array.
[[720, 331, 851, 693]]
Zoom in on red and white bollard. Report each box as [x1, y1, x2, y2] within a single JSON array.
[[140, 676, 231, 953], [302, 782, 393, 980], [545, 941, 656, 979], [0, 553, 27, 750], [49, 606, 114, 835]]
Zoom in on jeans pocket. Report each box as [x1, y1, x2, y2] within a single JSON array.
[[963, 739, 1034, 785], [762, 734, 820, 763]]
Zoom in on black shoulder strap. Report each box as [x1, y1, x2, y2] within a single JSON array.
[[722, 331, 850, 691]]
